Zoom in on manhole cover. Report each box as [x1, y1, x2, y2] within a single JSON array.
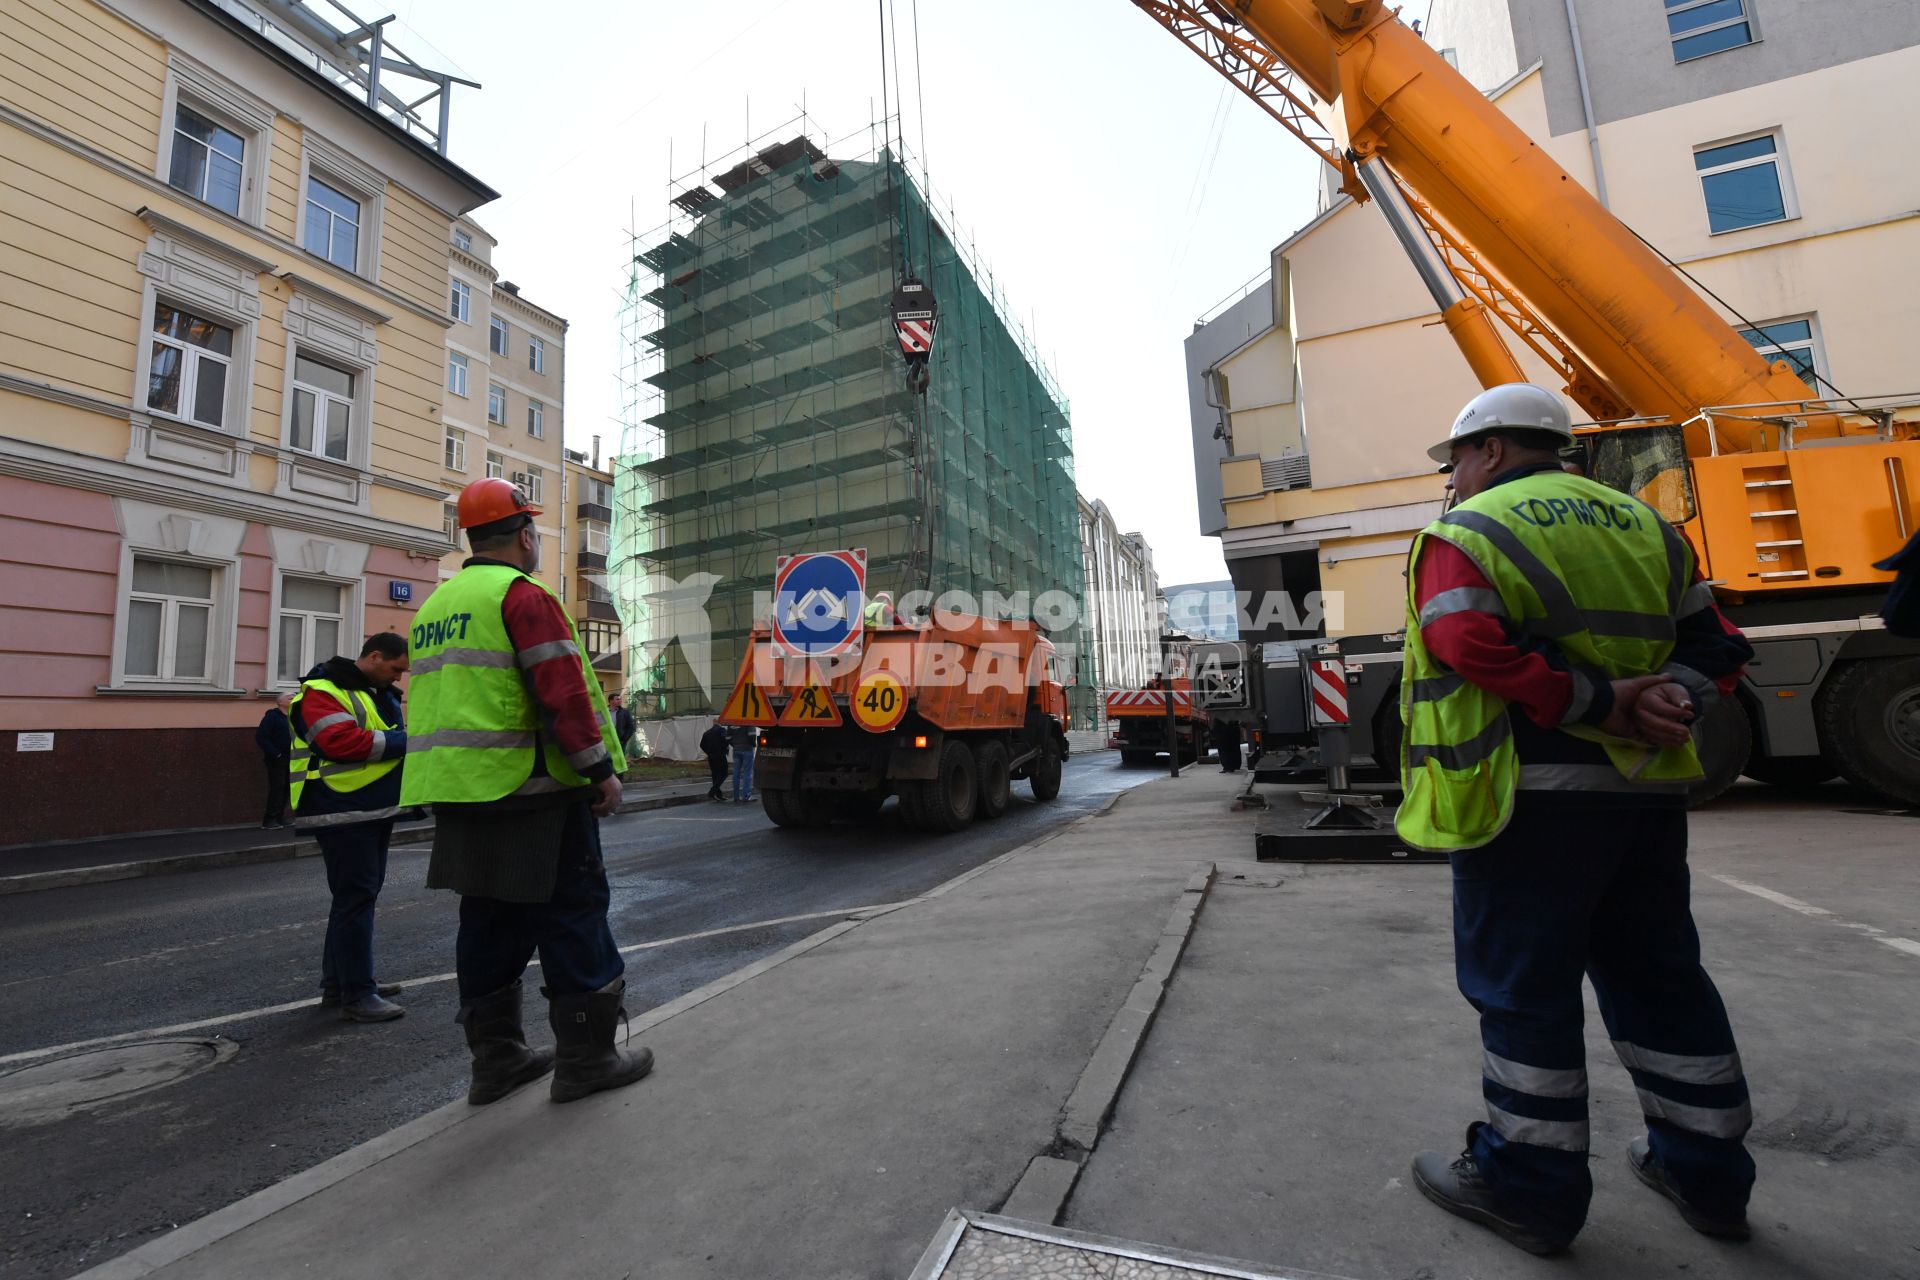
[[0, 1038, 237, 1127]]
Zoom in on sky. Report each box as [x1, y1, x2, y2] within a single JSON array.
[[385, 0, 1432, 587]]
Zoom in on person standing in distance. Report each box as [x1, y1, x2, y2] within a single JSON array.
[[728, 721, 758, 804], [1402, 384, 1757, 1254], [402, 478, 651, 1106], [289, 633, 411, 1022]]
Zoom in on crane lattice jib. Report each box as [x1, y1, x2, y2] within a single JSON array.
[[1133, 0, 1631, 422]]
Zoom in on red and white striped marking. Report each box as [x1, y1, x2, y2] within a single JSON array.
[[1106, 689, 1192, 712], [1308, 659, 1348, 726], [896, 319, 934, 354]]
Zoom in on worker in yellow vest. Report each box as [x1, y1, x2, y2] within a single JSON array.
[[1401, 384, 1757, 1254], [402, 478, 648, 1106], [288, 633, 411, 1022]]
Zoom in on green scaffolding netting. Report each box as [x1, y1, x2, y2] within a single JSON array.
[[611, 134, 1092, 727]]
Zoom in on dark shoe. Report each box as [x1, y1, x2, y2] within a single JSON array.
[[458, 980, 556, 1105], [545, 977, 654, 1104], [1629, 1138, 1751, 1240], [318, 982, 401, 1008], [339, 993, 405, 1022], [1412, 1143, 1574, 1256]]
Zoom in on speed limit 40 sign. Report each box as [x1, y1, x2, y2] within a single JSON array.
[[851, 671, 907, 733]]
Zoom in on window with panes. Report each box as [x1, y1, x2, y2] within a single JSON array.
[[450, 280, 471, 323], [445, 428, 466, 472], [289, 353, 354, 462], [303, 176, 360, 269], [489, 315, 508, 355], [146, 302, 233, 429], [277, 576, 345, 683], [488, 383, 506, 424], [125, 558, 216, 682], [168, 105, 244, 216]]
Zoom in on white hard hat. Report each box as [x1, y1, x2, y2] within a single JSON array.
[[875, 591, 893, 602], [1428, 382, 1575, 463]]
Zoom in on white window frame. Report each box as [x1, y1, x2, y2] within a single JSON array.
[[448, 351, 469, 397], [296, 134, 386, 280], [488, 383, 507, 424], [450, 279, 472, 323], [271, 573, 353, 687], [444, 503, 461, 544], [1666, 0, 1758, 63], [143, 299, 238, 432], [445, 427, 467, 473], [453, 227, 473, 252], [485, 451, 504, 480], [155, 57, 272, 225], [1694, 129, 1797, 236], [490, 315, 509, 355], [515, 467, 544, 505], [112, 550, 237, 690], [527, 399, 545, 438], [286, 350, 359, 464], [528, 336, 546, 374], [1739, 314, 1827, 387]]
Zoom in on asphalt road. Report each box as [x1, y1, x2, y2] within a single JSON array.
[[0, 752, 1160, 1280]]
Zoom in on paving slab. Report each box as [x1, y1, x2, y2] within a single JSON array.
[[1064, 787, 1920, 1278]]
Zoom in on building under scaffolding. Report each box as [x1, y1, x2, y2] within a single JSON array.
[[612, 129, 1087, 753]]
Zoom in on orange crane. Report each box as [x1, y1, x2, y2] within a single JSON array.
[[1134, 0, 1920, 804]]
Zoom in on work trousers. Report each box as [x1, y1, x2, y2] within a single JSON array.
[[1218, 740, 1242, 772], [1451, 795, 1755, 1236], [706, 756, 728, 799], [263, 755, 290, 824], [456, 800, 623, 1000], [317, 819, 394, 1002], [732, 747, 756, 801]]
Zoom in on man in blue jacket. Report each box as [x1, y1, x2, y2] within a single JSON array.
[[254, 705, 293, 828]]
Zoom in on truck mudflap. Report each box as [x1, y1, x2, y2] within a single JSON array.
[[755, 746, 797, 790]]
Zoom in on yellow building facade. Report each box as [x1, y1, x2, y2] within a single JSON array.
[[0, 0, 495, 843]]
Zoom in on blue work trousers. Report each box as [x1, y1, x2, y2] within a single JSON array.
[[318, 819, 394, 1002], [1451, 795, 1755, 1237], [732, 747, 756, 801], [456, 801, 624, 999]]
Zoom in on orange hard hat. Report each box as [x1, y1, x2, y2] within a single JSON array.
[[456, 477, 541, 529]]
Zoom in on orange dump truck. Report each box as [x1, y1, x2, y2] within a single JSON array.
[[717, 614, 1071, 831], [1105, 678, 1208, 766]]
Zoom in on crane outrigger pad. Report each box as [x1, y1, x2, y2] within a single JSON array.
[[1253, 803, 1442, 863]]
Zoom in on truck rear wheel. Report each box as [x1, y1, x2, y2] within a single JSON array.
[[975, 741, 1011, 819], [1029, 739, 1063, 802], [1818, 657, 1920, 806], [911, 739, 977, 832], [763, 787, 833, 829]]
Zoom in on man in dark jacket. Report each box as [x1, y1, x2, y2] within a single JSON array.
[[289, 634, 410, 1023], [255, 705, 293, 827], [699, 720, 729, 801], [608, 690, 637, 763]]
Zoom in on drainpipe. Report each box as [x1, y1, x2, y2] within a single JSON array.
[[1562, 0, 1610, 208]]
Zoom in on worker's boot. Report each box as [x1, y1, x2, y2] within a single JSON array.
[[1628, 1137, 1751, 1240], [1412, 1128, 1576, 1256], [457, 980, 555, 1106], [545, 977, 655, 1104]]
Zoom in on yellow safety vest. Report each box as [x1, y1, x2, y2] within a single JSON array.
[[1397, 470, 1705, 853], [400, 564, 624, 805], [289, 678, 400, 821]]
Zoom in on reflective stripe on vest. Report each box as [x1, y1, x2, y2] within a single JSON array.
[[288, 678, 399, 815], [398, 564, 625, 806], [1396, 471, 1704, 853]]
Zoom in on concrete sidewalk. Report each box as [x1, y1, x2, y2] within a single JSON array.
[[0, 778, 711, 896], [76, 771, 1915, 1279]]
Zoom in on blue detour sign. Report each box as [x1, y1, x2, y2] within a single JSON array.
[[771, 550, 866, 658]]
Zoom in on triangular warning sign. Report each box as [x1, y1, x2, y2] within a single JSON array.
[[719, 668, 777, 726], [777, 671, 843, 727]]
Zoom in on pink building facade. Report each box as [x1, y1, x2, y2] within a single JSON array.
[[0, 473, 440, 844]]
